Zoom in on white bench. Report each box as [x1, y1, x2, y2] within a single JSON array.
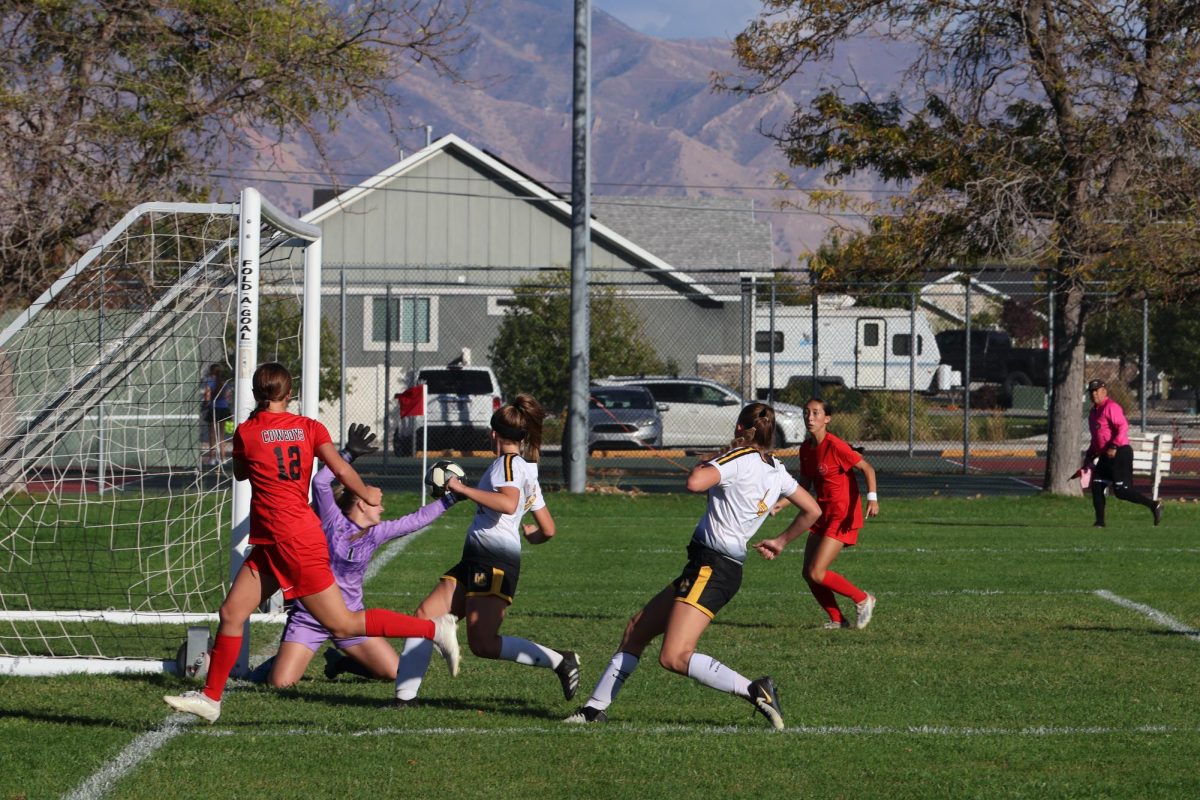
[[1129, 432, 1172, 500]]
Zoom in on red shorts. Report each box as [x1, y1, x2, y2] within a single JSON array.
[[244, 529, 335, 600], [809, 525, 861, 547]]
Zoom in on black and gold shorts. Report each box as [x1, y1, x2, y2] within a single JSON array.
[[671, 541, 743, 619], [443, 555, 521, 605]]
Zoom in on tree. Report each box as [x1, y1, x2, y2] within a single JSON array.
[[226, 295, 344, 407], [725, 1, 1200, 493], [1000, 298, 1045, 346], [1085, 303, 1144, 375], [488, 271, 664, 412], [0, 0, 472, 308], [1150, 305, 1200, 407]]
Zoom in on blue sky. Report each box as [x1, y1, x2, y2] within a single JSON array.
[[594, 0, 762, 41]]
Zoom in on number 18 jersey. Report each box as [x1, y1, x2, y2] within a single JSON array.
[[232, 410, 332, 545]]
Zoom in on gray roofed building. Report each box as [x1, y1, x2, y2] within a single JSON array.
[[294, 134, 773, 435], [592, 196, 773, 275]]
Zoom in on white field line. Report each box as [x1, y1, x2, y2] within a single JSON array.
[[63, 716, 197, 800], [185, 722, 1200, 738], [1094, 590, 1200, 643]]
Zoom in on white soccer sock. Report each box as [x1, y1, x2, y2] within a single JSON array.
[[686, 652, 751, 697], [499, 635, 560, 668], [395, 637, 434, 700], [586, 651, 639, 711]]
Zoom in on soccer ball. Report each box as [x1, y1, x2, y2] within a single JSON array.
[[425, 460, 465, 497]]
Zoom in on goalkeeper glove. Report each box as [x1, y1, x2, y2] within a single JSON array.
[[343, 423, 380, 462]]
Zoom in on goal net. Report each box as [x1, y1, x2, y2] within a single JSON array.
[[0, 189, 322, 675]]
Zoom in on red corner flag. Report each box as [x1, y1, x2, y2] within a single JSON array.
[[396, 384, 425, 417]]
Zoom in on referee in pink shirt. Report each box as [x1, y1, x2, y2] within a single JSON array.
[[1084, 378, 1163, 528]]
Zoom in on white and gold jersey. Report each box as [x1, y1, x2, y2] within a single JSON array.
[[692, 447, 799, 563], [465, 453, 545, 563]]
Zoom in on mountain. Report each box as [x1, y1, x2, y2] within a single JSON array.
[[242, 0, 908, 269]]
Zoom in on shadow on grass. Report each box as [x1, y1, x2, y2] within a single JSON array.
[[915, 520, 1039, 528], [290, 689, 566, 721], [0, 709, 164, 730], [1063, 624, 1199, 637], [510, 609, 628, 623]]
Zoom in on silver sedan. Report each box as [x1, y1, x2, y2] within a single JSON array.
[[588, 386, 664, 451]]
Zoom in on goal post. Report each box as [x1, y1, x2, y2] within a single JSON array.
[[0, 187, 322, 676]]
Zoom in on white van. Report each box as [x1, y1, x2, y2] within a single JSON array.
[[754, 300, 955, 393]]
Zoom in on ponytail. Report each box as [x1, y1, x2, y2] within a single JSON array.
[[247, 362, 292, 419], [493, 393, 546, 462], [246, 399, 270, 421], [730, 402, 776, 454]]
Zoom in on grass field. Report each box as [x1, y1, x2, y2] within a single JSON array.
[[3, 491, 1198, 799]]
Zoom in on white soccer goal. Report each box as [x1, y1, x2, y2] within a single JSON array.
[[0, 188, 322, 676]]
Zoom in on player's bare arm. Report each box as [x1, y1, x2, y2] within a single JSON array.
[[854, 459, 880, 518], [448, 477, 520, 515], [522, 506, 556, 544], [754, 486, 822, 560]]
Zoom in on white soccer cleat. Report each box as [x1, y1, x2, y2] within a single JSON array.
[[564, 705, 608, 724], [163, 690, 220, 723], [854, 593, 877, 630], [431, 614, 461, 677], [822, 619, 850, 630]]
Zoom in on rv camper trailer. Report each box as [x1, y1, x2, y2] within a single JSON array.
[[754, 300, 956, 395]]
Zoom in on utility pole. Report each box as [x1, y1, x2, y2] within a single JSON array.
[[565, 0, 591, 492]]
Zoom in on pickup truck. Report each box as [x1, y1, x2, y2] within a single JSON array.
[[934, 330, 1050, 403], [393, 364, 503, 454]]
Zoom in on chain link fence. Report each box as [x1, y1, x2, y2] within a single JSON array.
[[313, 267, 1198, 498]]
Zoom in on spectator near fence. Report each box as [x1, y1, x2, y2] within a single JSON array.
[[1083, 379, 1163, 528], [200, 363, 233, 467]]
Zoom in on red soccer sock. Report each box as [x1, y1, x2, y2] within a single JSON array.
[[364, 608, 435, 640], [820, 570, 867, 604], [202, 633, 242, 702], [808, 583, 844, 622]]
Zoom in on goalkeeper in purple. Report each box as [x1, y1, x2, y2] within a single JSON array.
[[252, 423, 458, 688]]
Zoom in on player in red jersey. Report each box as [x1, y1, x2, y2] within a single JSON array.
[[758, 397, 879, 630], [164, 362, 459, 723]]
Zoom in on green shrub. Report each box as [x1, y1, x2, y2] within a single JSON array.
[[542, 413, 564, 446], [861, 392, 934, 441], [827, 412, 864, 443], [777, 381, 864, 414], [977, 411, 1010, 442]]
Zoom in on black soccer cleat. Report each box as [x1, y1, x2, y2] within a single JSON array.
[[748, 675, 784, 730], [563, 705, 608, 724], [323, 647, 348, 680], [1153, 500, 1163, 526], [554, 650, 581, 700]]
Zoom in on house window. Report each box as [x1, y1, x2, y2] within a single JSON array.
[[892, 334, 924, 356], [364, 295, 438, 352]]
